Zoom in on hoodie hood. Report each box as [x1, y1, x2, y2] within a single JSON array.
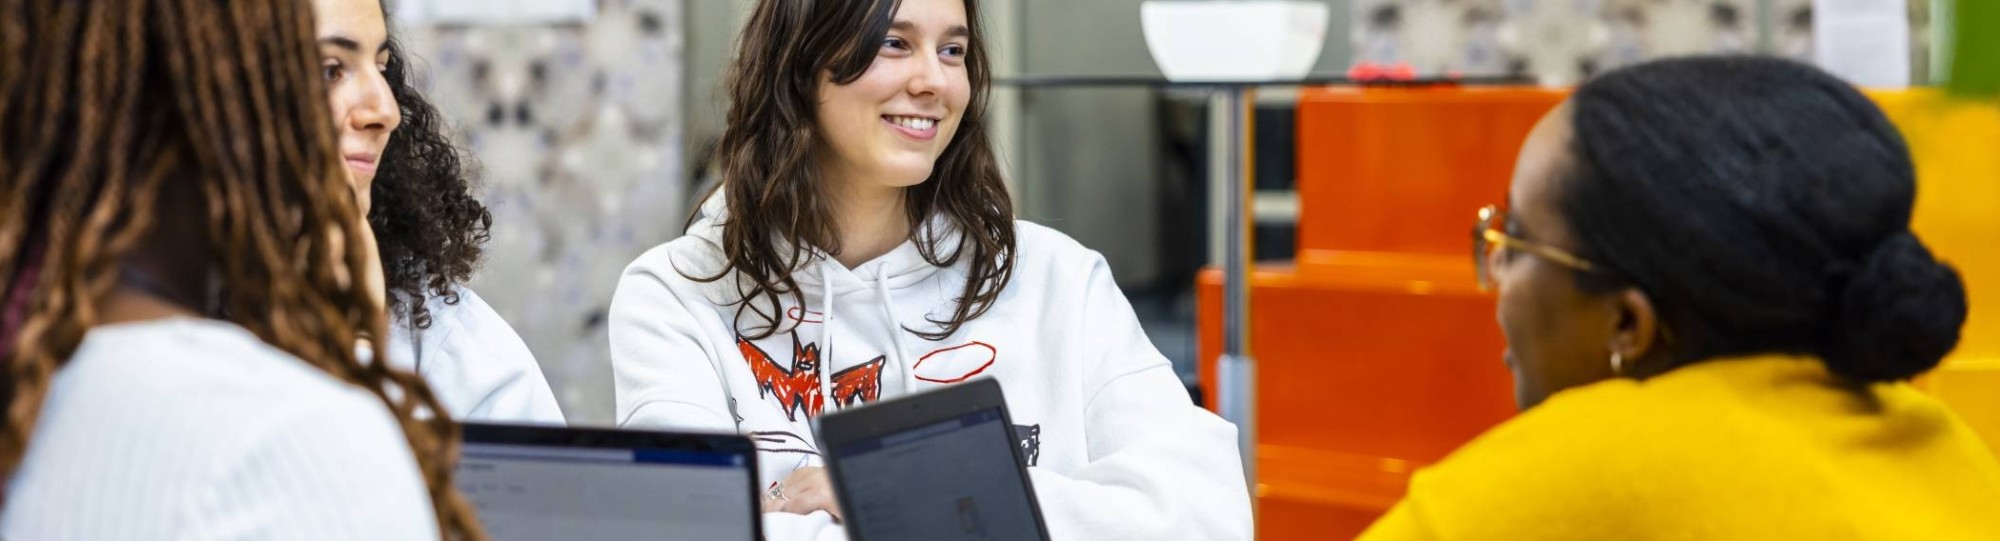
[[686, 192, 954, 294]]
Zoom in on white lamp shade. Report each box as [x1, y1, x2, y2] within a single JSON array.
[[1141, 0, 1330, 82]]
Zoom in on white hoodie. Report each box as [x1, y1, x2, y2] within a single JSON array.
[[609, 197, 1252, 541], [384, 286, 565, 424]]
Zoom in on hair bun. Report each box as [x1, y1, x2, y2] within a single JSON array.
[[1821, 232, 1967, 382]]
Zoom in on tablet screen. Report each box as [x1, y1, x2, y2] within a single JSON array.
[[456, 442, 756, 540], [830, 408, 1042, 541]]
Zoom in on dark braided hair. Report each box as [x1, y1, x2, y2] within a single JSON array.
[[1559, 56, 1966, 383], [370, 4, 493, 330], [0, 0, 486, 537]]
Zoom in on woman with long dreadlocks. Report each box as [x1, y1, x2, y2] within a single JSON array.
[[312, 0, 563, 423], [0, 0, 486, 538]]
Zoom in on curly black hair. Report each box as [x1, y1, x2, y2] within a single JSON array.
[[372, 27, 494, 330]]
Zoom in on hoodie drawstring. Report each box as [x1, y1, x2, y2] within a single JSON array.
[[812, 260, 923, 418], [816, 259, 839, 416], [875, 275, 917, 394]]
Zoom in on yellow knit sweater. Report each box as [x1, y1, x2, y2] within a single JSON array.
[[1359, 355, 2000, 540]]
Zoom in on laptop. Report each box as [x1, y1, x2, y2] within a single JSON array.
[[815, 378, 1052, 541], [456, 423, 761, 540]]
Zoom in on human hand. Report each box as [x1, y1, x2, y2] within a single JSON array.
[[763, 466, 843, 523]]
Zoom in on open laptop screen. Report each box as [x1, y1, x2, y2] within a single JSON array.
[[829, 407, 1043, 541], [456, 425, 758, 541]]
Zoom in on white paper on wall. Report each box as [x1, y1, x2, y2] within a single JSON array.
[[1813, 0, 1911, 88], [399, 0, 596, 24]]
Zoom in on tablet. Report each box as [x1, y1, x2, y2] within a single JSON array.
[[815, 378, 1051, 541], [457, 423, 761, 540]]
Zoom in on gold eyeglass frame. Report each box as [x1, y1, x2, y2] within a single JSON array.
[[1474, 205, 1597, 291]]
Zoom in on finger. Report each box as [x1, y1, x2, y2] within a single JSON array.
[[786, 484, 839, 520], [799, 469, 843, 522], [770, 467, 839, 517], [786, 475, 842, 520]]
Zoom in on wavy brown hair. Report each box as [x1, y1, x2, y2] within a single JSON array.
[[702, 0, 1016, 341], [0, 1, 483, 538], [371, 3, 493, 331]]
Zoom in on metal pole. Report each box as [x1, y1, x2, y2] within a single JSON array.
[[1217, 86, 1257, 493]]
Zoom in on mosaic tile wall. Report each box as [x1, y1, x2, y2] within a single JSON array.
[[399, 0, 687, 425], [1356, 0, 1933, 85]]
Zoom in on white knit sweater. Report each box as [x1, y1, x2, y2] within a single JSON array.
[[1, 318, 438, 540]]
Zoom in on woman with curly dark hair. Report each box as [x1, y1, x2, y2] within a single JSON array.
[[313, 0, 563, 423]]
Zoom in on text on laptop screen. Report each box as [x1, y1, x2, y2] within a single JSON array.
[[456, 443, 754, 540], [832, 408, 1042, 541]]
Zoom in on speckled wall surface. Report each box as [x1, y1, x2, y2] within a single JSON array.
[[1356, 0, 1932, 85], [399, 0, 687, 425]]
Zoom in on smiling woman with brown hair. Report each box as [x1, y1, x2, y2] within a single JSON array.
[[608, 0, 1252, 538]]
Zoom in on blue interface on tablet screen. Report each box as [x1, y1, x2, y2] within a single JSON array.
[[456, 443, 753, 540]]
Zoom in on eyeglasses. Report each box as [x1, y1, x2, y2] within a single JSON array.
[[1473, 205, 1598, 292]]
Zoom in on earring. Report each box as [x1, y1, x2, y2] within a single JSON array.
[[1610, 351, 1625, 376]]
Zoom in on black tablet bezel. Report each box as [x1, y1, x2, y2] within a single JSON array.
[[814, 378, 1052, 541], [458, 422, 763, 540]]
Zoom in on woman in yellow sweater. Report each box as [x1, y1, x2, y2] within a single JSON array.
[[1359, 57, 2000, 539]]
